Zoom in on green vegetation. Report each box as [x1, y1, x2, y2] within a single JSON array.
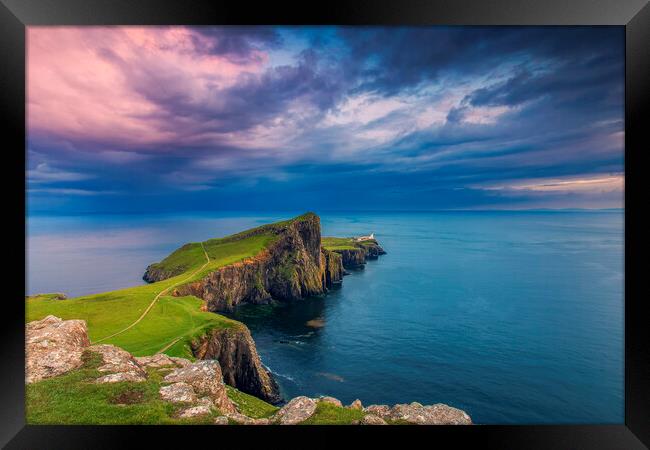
[[225, 386, 278, 419], [321, 237, 358, 250], [300, 402, 366, 425], [26, 350, 222, 425], [144, 243, 207, 277]]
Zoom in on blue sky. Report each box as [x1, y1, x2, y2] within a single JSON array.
[[27, 26, 624, 214]]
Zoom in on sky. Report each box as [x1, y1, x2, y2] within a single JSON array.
[[26, 26, 624, 214]]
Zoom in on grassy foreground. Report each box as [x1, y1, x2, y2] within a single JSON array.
[[26, 350, 376, 425]]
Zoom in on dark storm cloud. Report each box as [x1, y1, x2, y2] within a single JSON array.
[[27, 26, 625, 212]]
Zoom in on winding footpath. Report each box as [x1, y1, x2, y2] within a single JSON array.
[[94, 243, 210, 344]]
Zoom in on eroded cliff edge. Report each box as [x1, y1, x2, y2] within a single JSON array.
[[192, 325, 282, 404]]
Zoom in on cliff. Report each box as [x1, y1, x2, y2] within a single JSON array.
[[322, 238, 387, 269], [191, 325, 282, 404], [172, 213, 345, 312]]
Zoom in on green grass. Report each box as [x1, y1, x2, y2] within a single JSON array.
[[26, 350, 222, 425], [145, 243, 207, 277], [226, 386, 279, 419], [321, 237, 358, 251], [300, 402, 366, 425], [148, 212, 318, 282]]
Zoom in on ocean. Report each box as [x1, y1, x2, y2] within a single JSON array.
[[26, 210, 624, 424]]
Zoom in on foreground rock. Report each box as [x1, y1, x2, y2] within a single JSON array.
[[26, 315, 91, 383], [319, 396, 343, 407], [136, 353, 191, 369], [365, 402, 472, 425], [159, 382, 197, 404], [349, 399, 363, 410], [192, 325, 282, 404], [274, 396, 317, 425], [89, 344, 148, 383], [225, 411, 270, 425], [163, 360, 236, 414], [360, 414, 388, 425]]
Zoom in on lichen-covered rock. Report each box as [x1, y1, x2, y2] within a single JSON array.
[[214, 416, 229, 425], [360, 414, 388, 425], [319, 396, 343, 407], [178, 405, 212, 418], [386, 402, 472, 425], [159, 382, 197, 404], [364, 404, 391, 417], [163, 360, 236, 413], [225, 411, 270, 425], [89, 344, 147, 383], [136, 354, 190, 369], [26, 315, 90, 383], [274, 396, 317, 425], [348, 399, 363, 410], [192, 325, 281, 404]]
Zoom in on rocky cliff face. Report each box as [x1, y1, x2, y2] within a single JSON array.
[[173, 214, 344, 312], [191, 325, 282, 404], [334, 241, 387, 269], [143, 265, 177, 284]]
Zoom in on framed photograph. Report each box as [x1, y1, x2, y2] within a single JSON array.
[[2, 0, 648, 447]]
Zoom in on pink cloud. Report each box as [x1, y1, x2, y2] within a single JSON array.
[[27, 26, 268, 149]]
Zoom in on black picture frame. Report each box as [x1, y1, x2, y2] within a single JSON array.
[[2, 0, 648, 448]]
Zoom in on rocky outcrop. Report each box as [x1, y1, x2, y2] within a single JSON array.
[[360, 414, 388, 425], [363, 402, 472, 425], [274, 396, 318, 425], [26, 315, 90, 383], [192, 325, 281, 404], [136, 353, 191, 368], [90, 344, 148, 383], [337, 249, 367, 268], [163, 360, 236, 414], [225, 411, 271, 425], [172, 214, 344, 312], [322, 249, 344, 286]]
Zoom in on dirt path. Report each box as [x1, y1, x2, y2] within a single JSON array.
[[94, 243, 210, 344], [156, 336, 183, 355]]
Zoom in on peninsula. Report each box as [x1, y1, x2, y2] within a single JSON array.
[[25, 213, 471, 425]]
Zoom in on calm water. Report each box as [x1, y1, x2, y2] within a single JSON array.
[[26, 211, 624, 424]]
